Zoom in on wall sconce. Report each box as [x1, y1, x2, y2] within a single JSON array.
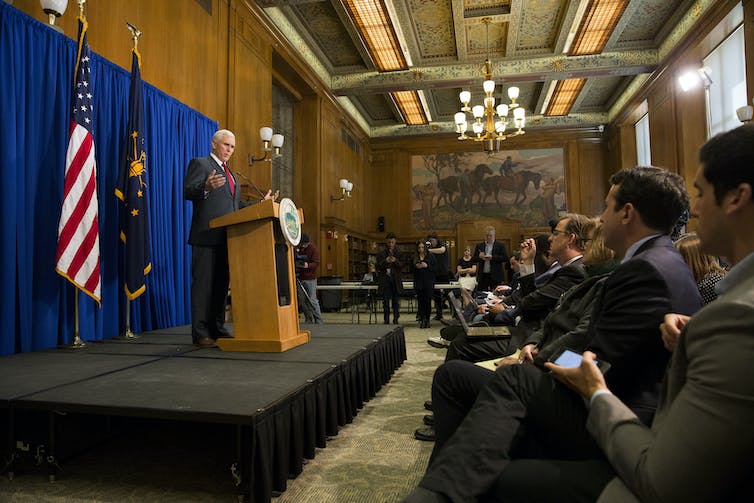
[[40, 0, 67, 32], [330, 178, 353, 202], [248, 127, 284, 164], [677, 67, 712, 92], [736, 99, 754, 123]]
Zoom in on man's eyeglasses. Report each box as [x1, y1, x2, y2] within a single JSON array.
[[551, 229, 570, 237]]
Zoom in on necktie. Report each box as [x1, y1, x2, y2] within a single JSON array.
[[222, 162, 235, 196]]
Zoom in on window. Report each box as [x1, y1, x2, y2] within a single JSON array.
[[704, 23, 746, 136], [635, 112, 651, 166]]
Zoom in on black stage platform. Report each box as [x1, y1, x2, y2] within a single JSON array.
[[0, 324, 406, 502]]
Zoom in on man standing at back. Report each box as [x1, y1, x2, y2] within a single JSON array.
[[183, 129, 276, 347], [474, 226, 508, 292], [402, 166, 702, 503]]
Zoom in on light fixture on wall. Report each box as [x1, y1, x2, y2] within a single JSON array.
[[454, 17, 525, 154], [248, 127, 284, 164], [40, 0, 67, 32], [677, 67, 712, 92], [736, 99, 754, 123], [331, 178, 353, 202]]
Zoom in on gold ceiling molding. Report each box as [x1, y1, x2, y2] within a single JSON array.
[[331, 50, 658, 94]]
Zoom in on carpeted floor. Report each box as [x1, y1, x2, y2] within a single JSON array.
[[0, 310, 447, 502]]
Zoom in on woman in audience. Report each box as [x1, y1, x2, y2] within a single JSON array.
[[674, 232, 726, 304], [456, 245, 477, 306], [414, 240, 437, 328]]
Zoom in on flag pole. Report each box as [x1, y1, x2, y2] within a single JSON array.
[[118, 22, 144, 341], [68, 292, 87, 348]]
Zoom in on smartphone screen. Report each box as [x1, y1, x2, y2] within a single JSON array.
[[553, 349, 584, 368]]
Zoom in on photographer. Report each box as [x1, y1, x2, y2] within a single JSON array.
[[427, 232, 450, 320], [296, 234, 323, 324]]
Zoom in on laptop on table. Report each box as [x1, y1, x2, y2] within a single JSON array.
[[448, 292, 510, 337]]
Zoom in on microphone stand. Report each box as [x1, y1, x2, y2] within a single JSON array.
[[234, 170, 271, 200]]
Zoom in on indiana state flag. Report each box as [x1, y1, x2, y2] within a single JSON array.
[[115, 48, 151, 299]]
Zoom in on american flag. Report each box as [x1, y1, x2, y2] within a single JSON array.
[[55, 18, 101, 303]]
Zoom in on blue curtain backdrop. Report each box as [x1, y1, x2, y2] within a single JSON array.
[[0, 3, 217, 355]]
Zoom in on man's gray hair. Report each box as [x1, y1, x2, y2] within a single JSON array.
[[212, 129, 235, 143]]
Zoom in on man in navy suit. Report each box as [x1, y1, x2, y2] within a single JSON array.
[[402, 167, 702, 503], [183, 129, 276, 347]]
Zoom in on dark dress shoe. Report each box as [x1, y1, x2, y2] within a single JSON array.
[[393, 318, 399, 324], [423, 414, 434, 426], [414, 427, 435, 441], [424, 400, 432, 411], [194, 337, 217, 348], [433, 315, 443, 321]]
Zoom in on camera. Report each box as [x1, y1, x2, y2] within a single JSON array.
[[295, 254, 307, 270], [425, 240, 432, 250]]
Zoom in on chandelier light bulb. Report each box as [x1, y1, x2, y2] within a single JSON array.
[[513, 107, 525, 120], [454, 111, 467, 125], [507, 86, 520, 101], [472, 105, 485, 119], [495, 121, 505, 133], [472, 122, 484, 135], [496, 104, 509, 117], [483, 80, 495, 95]]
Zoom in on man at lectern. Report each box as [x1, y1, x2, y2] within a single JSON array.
[[183, 129, 277, 347]]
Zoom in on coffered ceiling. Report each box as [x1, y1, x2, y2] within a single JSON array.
[[258, 0, 704, 137]]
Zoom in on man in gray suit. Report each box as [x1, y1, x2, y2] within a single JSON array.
[[183, 129, 276, 347], [548, 124, 754, 502]]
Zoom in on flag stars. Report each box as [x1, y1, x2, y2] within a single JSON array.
[[137, 190, 143, 197], [131, 209, 139, 217]]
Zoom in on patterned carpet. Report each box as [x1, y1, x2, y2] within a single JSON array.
[[0, 311, 446, 502]]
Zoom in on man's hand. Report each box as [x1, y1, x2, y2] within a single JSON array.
[[494, 285, 512, 295], [204, 169, 226, 191], [488, 302, 506, 314], [519, 238, 536, 264], [660, 313, 689, 352], [519, 344, 538, 364], [263, 189, 280, 202], [476, 304, 489, 314], [545, 351, 607, 399], [495, 355, 520, 368]]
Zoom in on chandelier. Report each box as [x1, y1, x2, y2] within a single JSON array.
[[454, 18, 525, 153]]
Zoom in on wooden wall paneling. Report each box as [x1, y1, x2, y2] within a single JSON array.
[[674, 84, 708, 193], [575, 139, 608, 216], [647, 81, 679, 172], [228, 3, 273, 191], [741, 6, 753, 98], [295, 96, 323, 240]]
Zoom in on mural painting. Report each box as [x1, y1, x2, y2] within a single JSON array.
[[411, 148, 566, 230]]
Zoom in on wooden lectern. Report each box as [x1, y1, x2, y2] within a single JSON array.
[[210, 199, 310, 352]]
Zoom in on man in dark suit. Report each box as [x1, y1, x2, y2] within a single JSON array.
[[445, 213, 593, 362], [473, 226, 508, 292], [402, 167, 702, 503], [183, 129, 276, 347], [547, 125, 754, 502]]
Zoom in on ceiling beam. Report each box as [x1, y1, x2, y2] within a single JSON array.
[[331, 49, 657, 95]]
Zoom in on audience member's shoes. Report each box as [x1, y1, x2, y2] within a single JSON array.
[[439, 318, 458, 327], [423, 414, 434, 426], [384, 320, 390, 325], [433, 315, 443, 321], [194, 337, 217, 348], [414, 427, 435, 441], [427, 336, 450, 349], [424, 400, 432, 411], [393, 318, 400, 325]]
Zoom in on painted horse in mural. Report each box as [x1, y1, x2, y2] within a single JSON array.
[[436, 175, 459, 208], [481, 170, 543, 206]]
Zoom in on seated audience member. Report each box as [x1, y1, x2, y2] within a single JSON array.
[[544, 124, 754, 502], [455, 245, 477, 304], [402, 166, 702, 503], [362, 261, 378, 284], [444, 214, 594, 361], [415, 223, 616, 442], [674, 232, 726, 304]]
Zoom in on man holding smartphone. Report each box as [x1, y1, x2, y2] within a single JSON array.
[[546, 125, 754, 502]]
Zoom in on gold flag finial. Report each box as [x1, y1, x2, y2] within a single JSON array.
[[126, 22, 142, 50]]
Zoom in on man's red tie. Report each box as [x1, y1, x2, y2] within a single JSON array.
[[222, 162, 235, 196]]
